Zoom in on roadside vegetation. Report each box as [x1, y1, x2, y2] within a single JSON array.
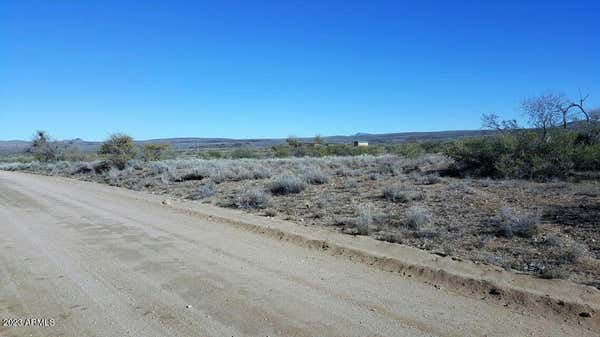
[[1, 92, 599, 287]]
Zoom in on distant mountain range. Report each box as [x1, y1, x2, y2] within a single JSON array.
[[0, 129, 498, 155]]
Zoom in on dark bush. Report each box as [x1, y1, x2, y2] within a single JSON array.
[[71, 162, 93, 174], [93, 160, 111, 174], [269, 175, 306, 195], [445, 134, 515, 178], [445, 126, 600, 180]]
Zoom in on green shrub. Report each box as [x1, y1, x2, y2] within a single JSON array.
[[140, 143, 173, 161], [206, 150, 224, 159], [98, 133, 136, 169], [388, 142, 426, 158], [272, 145, 292, 158], [574, 144, 600, 171], [303, 145, 328, 157], [445, 134, 516, 178], [230, 147, 259, 159], [445, 126, 600, 180]]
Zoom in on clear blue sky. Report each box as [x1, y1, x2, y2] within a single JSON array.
[[1, 0, 599, 141]]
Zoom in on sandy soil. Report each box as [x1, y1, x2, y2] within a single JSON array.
[[0, 171, 597, 337]]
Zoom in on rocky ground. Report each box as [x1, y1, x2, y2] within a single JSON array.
[[2, 154, 599, 288]]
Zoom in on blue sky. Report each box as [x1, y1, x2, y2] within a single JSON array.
[[1, 1, 599, 141]]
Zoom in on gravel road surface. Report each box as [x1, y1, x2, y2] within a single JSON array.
[[0, 171, 593, 337]]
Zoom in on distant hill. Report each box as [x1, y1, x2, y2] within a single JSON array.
[[0, 129, 498, 155], [0, 140, 31, 155]]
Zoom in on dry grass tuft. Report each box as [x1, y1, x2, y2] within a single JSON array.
[[493, 207, 540, 238], [236, 189, 272, 209], [269, 175, 306, 195], [383, 184, 423, 203]]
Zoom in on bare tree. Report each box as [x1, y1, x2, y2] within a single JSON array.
[[521, 91, 591, 129], [481, 113, 501, 130], [563, 91, 591, 124], [525, 92, 571, 129], [481, 113, 519, 132], [553, 92, 571, 129], [521, 93, 562, 139]]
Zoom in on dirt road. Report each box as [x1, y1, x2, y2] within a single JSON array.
[[0, 171, 595, 337]]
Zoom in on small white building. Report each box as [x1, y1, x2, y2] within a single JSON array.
[[353, 141, 368, 147]]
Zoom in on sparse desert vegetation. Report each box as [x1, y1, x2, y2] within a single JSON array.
[[2, 149, 599, 288]]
